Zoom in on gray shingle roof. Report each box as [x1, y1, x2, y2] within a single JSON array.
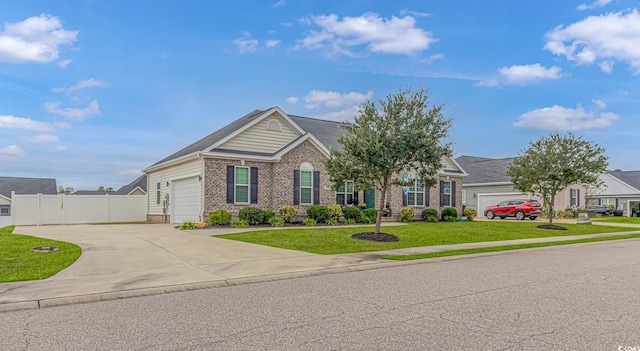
[[0, 177, 57, 198], [72, 190, 116, 195], [608, 170, 640, 191], [455, 156, 516, 184], [116, 174, 147, 195]]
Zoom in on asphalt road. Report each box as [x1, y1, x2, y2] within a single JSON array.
[[2, 239, 640, 350]]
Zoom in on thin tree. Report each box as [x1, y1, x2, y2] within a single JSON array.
[[507, 131, 608, 226], [325, 87, 453, 234]]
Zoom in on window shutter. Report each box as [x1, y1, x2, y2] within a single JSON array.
[[226, 166, 234, 204], [293, 170, 300, 205], [250, 167, 258, 204], [425, 187, 430, 207], [440, 180, 445, 206], [402, 191, 407, 207], [313, 171, 320, 205], [452, 181, 457, 207], [353, 191, 359, 205], [577, 189, 580, 207]]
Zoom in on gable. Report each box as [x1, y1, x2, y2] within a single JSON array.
[[216, 112, 301, 153], [441, 155, 466, 175], [592, 172, 640, 196]]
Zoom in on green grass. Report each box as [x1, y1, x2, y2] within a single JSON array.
[[0, 226, 82, 283], [218, 221, 636, 254], [381, 233, 640, 260], [590, 217, 640, 224]]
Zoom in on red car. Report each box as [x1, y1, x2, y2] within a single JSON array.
[[484, 199, 542, 220]]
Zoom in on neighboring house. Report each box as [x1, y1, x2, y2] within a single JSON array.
[[587, 170, 640, 216], [71, 190, 116, 195], [456, 156, 586, 217], [143, 107, 467, 223], [115, 175, 147, 195], [0, 176, 57, 226]]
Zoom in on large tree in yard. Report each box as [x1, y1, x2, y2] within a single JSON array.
[[324, 87, 453, 235], [506, 131, 608, 227]]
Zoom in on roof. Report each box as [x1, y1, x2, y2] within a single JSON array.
[[116, 174, 147, 195], [0, 176, 57, 198], [455, 156, 516, 184], [608, 170, 640, 191], [149, 107, 345, 168], [72, 190, 116, 195]]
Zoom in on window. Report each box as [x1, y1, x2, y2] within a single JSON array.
[[441, 180, 452, 206], [235, 166, 249, 203], [300, 170, 313, 204], [156, 176, 161, 205], [601, 198, 616, 206], [266, 119, 281, 131], [0, 205, 9, 216], [461, 190, 467, 204], [407, 179, 425, 206], [336, 181, 354, 206], [570, 189, 580, 207]]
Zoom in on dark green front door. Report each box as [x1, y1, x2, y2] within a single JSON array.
[[364, 189, 375, 209]]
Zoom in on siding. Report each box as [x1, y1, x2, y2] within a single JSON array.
[[462, 184, 518, 210], [218, 116, 300, 153], [442, 156, 459, 171], [147, 159, 202, 215]]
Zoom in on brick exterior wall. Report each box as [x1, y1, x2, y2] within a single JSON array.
[[383, 175, 464, 220]]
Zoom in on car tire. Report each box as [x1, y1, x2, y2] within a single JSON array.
[[485, 210, 495, 219], [515, 211, 525, 220], [529, 216, 537, 220]]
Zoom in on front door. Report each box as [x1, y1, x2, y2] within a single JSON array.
[[364, 189, 375, 209]]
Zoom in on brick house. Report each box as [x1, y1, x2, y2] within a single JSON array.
[[143, 107, 467, 223]]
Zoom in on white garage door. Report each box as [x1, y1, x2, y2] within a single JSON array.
[[172, 176, 201, 223], [477, 193, 529, 218]]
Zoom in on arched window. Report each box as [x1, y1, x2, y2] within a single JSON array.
[[299, 162, 314, 204], [266, 119, 281, 131]]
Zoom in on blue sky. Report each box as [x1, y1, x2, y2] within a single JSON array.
[[1, 0, 639, 190]]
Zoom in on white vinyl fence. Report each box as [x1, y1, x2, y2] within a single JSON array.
[[10, 192, 146, 226]]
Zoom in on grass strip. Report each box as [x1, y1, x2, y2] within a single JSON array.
[[381, 233, 640, 261]]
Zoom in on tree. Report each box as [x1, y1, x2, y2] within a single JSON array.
[[506, 132, 608, 226], [324, 87, 453, 234], [97, 186, 105, 191]]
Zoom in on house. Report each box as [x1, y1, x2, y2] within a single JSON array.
[[71, 190, 116, 195], [0, 176, 57, 227], [586, 170, 640, 216], [143, 107, 467, 223], [455, 156, 586, 217], [115, 174, 147, 195]]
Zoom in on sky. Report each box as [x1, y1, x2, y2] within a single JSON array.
[[1, 0, 640, 190]]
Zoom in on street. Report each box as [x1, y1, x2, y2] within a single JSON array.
[[2, 239, 640, 350]]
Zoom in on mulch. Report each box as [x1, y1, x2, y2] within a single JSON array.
[[537, 224, 568, 230], [351, 232, 399, 242]]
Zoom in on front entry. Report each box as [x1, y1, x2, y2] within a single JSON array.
[[364, 189, 375, 209]]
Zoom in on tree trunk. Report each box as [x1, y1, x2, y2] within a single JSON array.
[[375, 178, 389, 235], [548, 194, 555, 226]]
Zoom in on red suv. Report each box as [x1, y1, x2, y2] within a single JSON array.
[[484, 199, 542, 220]]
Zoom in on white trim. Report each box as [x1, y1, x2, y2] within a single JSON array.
[[0, 194, 11, 202], [126, 186, 146, 195], [602, 171, 640, 194], [461, 190, 467, 204], [276, 134, 331, 159], [234, 166, 250, 204], [462, 181, 514, 187], [143, 152, 200, 173], [168, 172, 202, 181], [444, 156, 469, 176], [200, 152, 278, 162], [299, 169, 313, 205]]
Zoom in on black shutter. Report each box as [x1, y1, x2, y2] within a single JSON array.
[[577, 189, 580, 207], [226, 166, 234, 204], [425, 187, 430, 207], [313, 171, 320, 205], [440, 180, 445, 206], [250, 167, 258, 204], [402, 191, 407, 207], [293, 170, 300, 205], [452, 181, 456, 207], [353, 191, 359, 205]]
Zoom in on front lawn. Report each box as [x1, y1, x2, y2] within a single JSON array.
[[591, 217, 640, 224], [217, 221, 636, 254], [0, 226, 82, 283]]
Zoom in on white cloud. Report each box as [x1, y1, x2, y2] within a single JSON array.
[[117, 169, 143, 177], [514, 104, 619, 131], [44, 100, 100, 121], [281, 22, 293, 27], [297, 12, 436, 56], [312, 105, 361, 122], [0, 115, 56, 132], [544, 10, 640, 74], [304, 90, 373, 109], [52, 78, 107, 93], [420, 53, 444, 64], [479, 63, 563, 86], [286, 96, 299, 104], [233, 33, 259, 53], [273, 0, 285, 8], [19, 134, 59, 143], [400, 9, 430, 17], [58, 59, 71, 68], [599, 60, 614, 73], [0, 145, 25, 157], [577, 0, 612, 10], [54, 145, 66, 152], [0, 14, 77, 64], [265, 39, 281, 48], [593, 99, 606, 109]]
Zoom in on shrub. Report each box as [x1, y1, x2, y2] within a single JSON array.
[[306, 205, 330, 223], [231, 219, 249, 228], [209, 210, 232, 226], [262, 210, 275, 224], [562, 210, 575, 218], [328, 218, 339, 226], [363, 208, 377, 223], [269, 217, 284, 227], [443, 215, 456, 222], [359, 212, 375, 224], [342, 206, 361, 221], [180, 221, 196, 230], [441, 207, 457, 220], [399, 206, 416, 222], [425, 216, 438, 223], [238, 207, 264, 225], [421, 208, 438, 221], [327, 204, 343, 221], [345, 218, 356, 225], [463, 208, 478, 221], [303, 218, 316, 226], [279, 205, 299, 223]]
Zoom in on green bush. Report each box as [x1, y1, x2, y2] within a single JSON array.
[[342, 206, 361, 221], [345, 218, 356, 225], [303, 218, 316, 226], [359, 212, 375, 224], [262, 210, 275, 224], [269, 217, 284, 227], [399, 206, 416, 222], [231, 219, 249, 228], [441, 207, 457, 220], [328, 204, 343, 221], [463, 208, 478, 221], [238, 207, 264, 225], [363, 208, 377, 222], [421, 208, 438, 221], [443, 215, 456, 222], [180, 221, 196, 230], [306, 205, 330, 223], [209, 210, 232, 226], [328, 218, 339, 226], [279, 205, 299, 223], [425, 216, 438, 223]]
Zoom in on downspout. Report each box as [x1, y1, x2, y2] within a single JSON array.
[[198, 151, 205, 222]]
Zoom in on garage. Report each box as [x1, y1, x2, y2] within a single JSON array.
[[477, 192, 529, 218], [172, 176, 201, 223]]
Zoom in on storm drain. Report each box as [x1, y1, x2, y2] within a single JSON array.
[[31, 246, 59, 253]]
